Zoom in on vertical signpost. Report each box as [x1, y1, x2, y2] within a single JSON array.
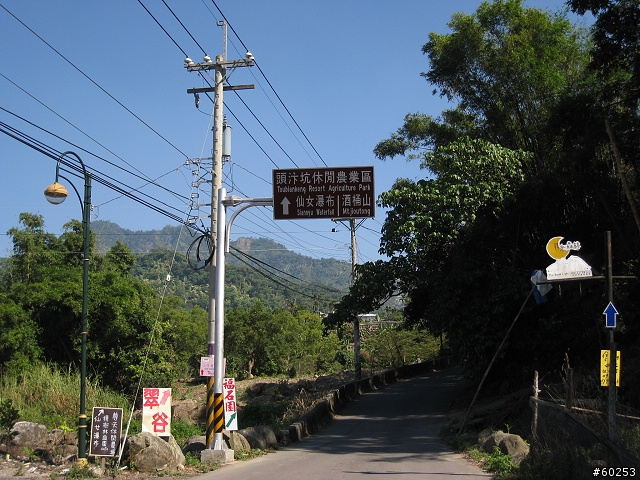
[[604, 231, 617, 442], [543, 232, 628, 442]]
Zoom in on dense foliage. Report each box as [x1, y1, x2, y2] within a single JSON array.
[[329, 0, 640, 406], [0, 214, 346, 392], [0, 214, 431, 400]]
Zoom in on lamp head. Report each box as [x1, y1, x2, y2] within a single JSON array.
[[44, 182, 68, 205]]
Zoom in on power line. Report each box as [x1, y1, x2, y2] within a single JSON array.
[[0, 107, 189, 205], [209, 0, 328, 167], [0, 88, 189, 211], [231, 246, 344, 294], [0, 3, 190, 160], [0, 121, 204, 233], [228, 249, 341, 303]]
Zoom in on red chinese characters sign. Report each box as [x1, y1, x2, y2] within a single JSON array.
[[142, 387, 171, 436], [223, 378, 238, 431]]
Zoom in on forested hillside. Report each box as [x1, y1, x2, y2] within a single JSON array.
[[92, 219, 352, 293]]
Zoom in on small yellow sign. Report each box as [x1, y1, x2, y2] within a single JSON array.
[[601, 350, 621, 387]]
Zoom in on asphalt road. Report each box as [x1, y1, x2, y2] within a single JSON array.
[[193, 367, 492, 479]]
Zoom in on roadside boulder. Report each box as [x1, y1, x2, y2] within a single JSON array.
[[481, 430, 529, 466], [4, 422, 48, 460], [172, 399, 206, 423], [238, 426, 277, 449], [123, 432, 185, 473]]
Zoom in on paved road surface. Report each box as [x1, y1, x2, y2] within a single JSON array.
[[193, 367, 492, 479]]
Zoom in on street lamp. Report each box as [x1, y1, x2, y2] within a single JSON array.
[[43, 151, 91, 464]]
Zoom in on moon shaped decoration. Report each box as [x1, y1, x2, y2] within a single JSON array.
[[546, 236, 568, 260]]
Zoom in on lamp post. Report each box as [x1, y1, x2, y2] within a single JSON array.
[[43, 151, 91, 464]]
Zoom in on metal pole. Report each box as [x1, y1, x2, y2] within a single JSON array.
[[183, 31, 253, 450], [48, 151, 91, 463], [213, 187, 227, 450], [79, 165, 90, 463], [606, 231, 617, 441]]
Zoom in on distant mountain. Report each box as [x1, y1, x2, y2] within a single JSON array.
[[91, 220, 193, 254], [92, 220, 353, 300]]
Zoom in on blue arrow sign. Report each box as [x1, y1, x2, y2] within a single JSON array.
[[603, 302, 619, 328]]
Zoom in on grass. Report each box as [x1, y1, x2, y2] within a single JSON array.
[[440, 427, 518, 479], [469, 446, 517, 478], [0, 363, 131, 430]]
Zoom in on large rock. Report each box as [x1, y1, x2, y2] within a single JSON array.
[[481, 430, 530, 466], [238, 426, 278, 449], [123, 432, 185, 473], [4, 421, 48, 460], [172, 399, 206, 423], [1, 422, 79, 464], [182, 431, 250, 456]]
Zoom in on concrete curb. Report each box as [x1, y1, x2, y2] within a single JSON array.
[[277, 356, 456, 445]]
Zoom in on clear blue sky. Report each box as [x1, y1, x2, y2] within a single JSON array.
[[0, 1, 591, 264]]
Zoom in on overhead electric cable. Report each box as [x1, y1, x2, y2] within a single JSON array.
[[0, 76, 189, 210], [135, 2, 286, 171], [0, 107, 189, 204], [230, 90, 299, 167], [0, 122, 203, 232], [0, 3, 189, 159], [228, 250, 338, 303], [230, 246, 341, 293], [209, 0, 328, 167], [160, 0, 208, 56]]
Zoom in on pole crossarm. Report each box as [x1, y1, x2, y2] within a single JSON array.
[[187, 85, 255, 94], [185, 58, 254, 72]]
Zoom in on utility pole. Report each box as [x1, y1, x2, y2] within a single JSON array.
[[606, 231, 617, 442], [349, 219, 361, 379], [184, 20, 254, 452], [334, 218, 364, 379]]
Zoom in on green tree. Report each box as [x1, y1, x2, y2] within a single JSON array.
[[363, 327, 440, 370], [339, 1, 628, 382], [6, 213, 62, 284], [162, 297, 208, 378], [270, 309, 340, 376], [421, 0, 588, 165], [0, 294, 42, 374], [568, 0, 639, 110], [1, 213, 180, 393], [225, 301, 278, 378], [104, 240, 136, 276]]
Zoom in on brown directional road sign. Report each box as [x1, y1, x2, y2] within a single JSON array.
[[272, 166, 374, 220]]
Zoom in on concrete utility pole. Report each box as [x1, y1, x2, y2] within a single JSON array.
[[185, 20, 254, 452], [334, 218, 364, 379], [349, 219, 361, 379]]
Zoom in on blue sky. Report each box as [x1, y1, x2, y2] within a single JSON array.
[[0, 1, 591, 264]]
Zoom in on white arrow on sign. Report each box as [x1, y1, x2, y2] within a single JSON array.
[[280, 197, 291, 215]]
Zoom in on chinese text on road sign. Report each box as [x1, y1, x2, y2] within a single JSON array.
[[89, 407, 122, 457], [142, 387, 172, 436], [272, 167, 374, 220], [223, 377, 238, 431], [601, 350, 621, 387]]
